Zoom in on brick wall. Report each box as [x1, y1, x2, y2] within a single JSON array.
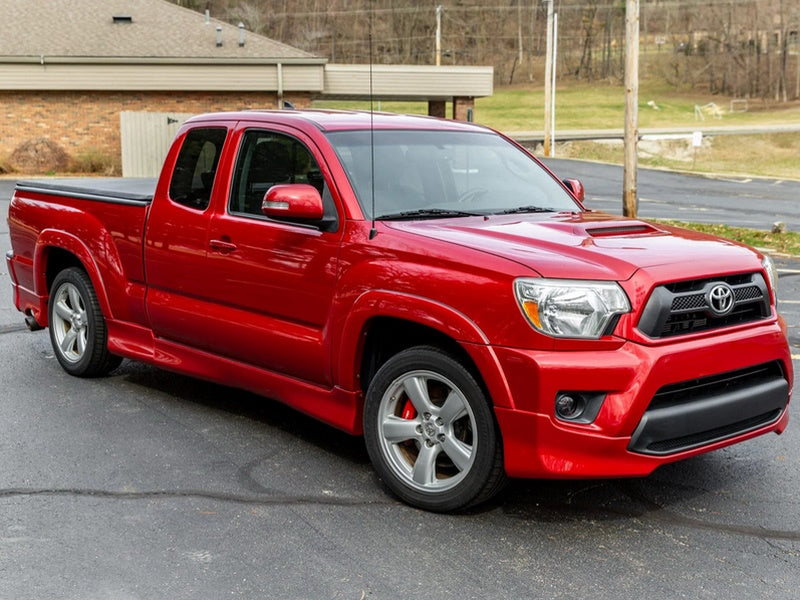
[[453, 96, 475, 122], [0, 90, 312, 173]]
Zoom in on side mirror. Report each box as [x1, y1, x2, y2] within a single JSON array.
[[262, 184, 324, 220], [562, 178, 585, 202]]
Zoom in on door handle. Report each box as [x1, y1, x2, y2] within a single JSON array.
[[209, 238, 238, 253]]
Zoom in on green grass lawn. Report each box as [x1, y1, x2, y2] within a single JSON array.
[[314, 82, 800, 252], [314, 80, 800, 133], [652, 220, 800, 258], [474, 81, 800, 132], [313, 81, 800, 179], [560, 132, 800, 180]]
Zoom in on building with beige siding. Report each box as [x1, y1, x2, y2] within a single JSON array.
[[1, 0, 492, 174]]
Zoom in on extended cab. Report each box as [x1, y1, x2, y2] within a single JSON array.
[[6, 111, 793, 511]]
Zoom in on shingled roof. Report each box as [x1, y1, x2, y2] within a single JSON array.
[[2, 0, 316, 60]]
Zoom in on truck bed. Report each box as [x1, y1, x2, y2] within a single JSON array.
[[15, 177, 157, 205]]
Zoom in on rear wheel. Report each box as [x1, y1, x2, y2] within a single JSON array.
[[48, 267, 122, 377], [363, 346, 506, 512]]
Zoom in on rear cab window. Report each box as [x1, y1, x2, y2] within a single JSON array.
[[168, 128, 228, 211]]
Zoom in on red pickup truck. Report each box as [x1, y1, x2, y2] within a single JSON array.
[[6, 110, 792, 511]]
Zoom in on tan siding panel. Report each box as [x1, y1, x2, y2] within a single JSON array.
[[1, 63, 489, 98], [0, 64, 325, 92], [281, 65, 325, 91], [323, 65, 493, 99]]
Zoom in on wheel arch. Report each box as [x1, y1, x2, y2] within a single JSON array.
[[34, 231, 113, 327], [336, 290, 515, 410], [359, 318, 479, 393]]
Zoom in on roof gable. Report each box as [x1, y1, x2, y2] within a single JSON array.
[[2, 0, 317, 60]]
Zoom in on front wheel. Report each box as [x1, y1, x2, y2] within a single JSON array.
[[363, 346, 506, 512], [48, 267, 122, 377]]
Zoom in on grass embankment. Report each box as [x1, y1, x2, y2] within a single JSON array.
[[314, 81, 800, 180], [314, 80, 800, 131], [315, 82, 800, 254], [562, 133, 800, 181], [653, 221, 800, 257], [476, 81, 800, 131]]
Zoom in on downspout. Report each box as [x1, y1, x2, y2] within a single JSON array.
[[277, 62, 284, 109]]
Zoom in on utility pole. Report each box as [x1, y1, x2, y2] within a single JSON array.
[[435, 5, 443, 66], [551, 12, 557, 157], [543, 0, 554, 157], [517, 0, 524, 69], [623, 0, 639, 218]]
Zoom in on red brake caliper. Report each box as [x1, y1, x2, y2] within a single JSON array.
[[401, 399, 417, 420]]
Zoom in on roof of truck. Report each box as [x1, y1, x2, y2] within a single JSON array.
[[185, 109, 493, 133]]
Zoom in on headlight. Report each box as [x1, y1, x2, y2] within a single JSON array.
[[515, 278, 631, 339], [762, 256, 778, 296]]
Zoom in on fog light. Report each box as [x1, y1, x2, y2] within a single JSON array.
[[555, 393, 585, 420]]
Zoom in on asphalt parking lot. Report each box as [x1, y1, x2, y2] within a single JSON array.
[[1, 177, 798, 599]]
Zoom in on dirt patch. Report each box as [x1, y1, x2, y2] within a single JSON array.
[[574, 136, 710, 163], [638, 136, 711, 162], [10, 138, 70, 173]]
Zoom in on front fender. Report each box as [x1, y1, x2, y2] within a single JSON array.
[[335, 289, 515, 409]]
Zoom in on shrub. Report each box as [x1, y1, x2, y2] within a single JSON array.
[[10, 138, 69, 173], [69, 147, 120, 176]]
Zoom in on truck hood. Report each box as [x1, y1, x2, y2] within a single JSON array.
[[385, 212, 761, 281]]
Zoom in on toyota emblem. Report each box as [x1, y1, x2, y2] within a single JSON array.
[[707, 283, 735, 316]]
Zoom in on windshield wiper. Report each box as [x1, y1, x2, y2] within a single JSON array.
[[497, 206, 559, 215], [378, 208, 482, 220]]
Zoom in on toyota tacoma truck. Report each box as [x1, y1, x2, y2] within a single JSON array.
[[6, 110, 792, 512]]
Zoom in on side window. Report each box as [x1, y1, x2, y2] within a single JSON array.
[[229, 130, 334, 226], [168, 128, 227, 210]]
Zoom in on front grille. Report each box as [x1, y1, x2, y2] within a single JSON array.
[[638, 272, 771, 338], [671, 294, 705, 311], [628, 361, 789, 456]]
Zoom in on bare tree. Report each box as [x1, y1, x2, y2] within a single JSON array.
[[166, 0, 798, 100]]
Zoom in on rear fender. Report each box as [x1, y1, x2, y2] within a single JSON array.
[[34, 229, 116, 326]]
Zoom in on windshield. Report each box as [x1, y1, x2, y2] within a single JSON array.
[[325, 129, 581, 219]]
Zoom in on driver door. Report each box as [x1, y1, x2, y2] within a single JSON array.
[[201, 125, 344, 386]]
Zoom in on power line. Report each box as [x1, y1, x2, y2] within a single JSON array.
[[261, 0, 768, 20]]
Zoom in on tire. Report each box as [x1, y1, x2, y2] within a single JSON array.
[[363, 346, 506, 512], [48, 267, 122, 377]]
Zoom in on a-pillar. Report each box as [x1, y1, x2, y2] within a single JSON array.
[[428, 100, 447, 118], [453, 96, 474, 121]]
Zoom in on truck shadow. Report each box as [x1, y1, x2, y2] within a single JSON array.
[[118, 360, 371, 468], [116, 359, 793, 538]]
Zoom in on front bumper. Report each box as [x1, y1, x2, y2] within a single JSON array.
[[489, 322, 792, 479]]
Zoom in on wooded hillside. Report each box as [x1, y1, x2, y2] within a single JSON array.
[[171, 1, 800, 101]]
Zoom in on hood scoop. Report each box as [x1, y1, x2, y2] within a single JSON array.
[[585, 222, 660, 237]]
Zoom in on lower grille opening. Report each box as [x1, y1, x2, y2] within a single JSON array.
[[629, 361, 789, 456], [650, 362, 784, 410], [643, 409, 782, 454]]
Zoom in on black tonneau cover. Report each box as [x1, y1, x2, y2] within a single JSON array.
[[15, 177, 157, 205]]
